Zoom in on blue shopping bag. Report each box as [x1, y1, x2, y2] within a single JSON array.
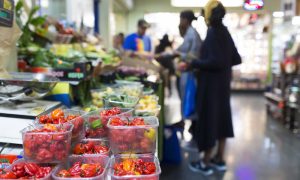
[[183, 72, 197, 118]]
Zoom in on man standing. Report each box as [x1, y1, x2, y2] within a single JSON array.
[[123, 19, 152, 58]]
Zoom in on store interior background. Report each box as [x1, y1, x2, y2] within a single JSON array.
[[2, 0, 300, 179]]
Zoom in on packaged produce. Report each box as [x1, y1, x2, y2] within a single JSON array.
[[72, 139, 109, 156], [37, 109, 85, 142], [1, 159, 54, 179], [90, 87, 115, 108], [107, 117, 159, 154], [85, 107, 133, 138], [135, 95, 160, 116], [104, 95, 139, 108], [52, 155, 109, 180], [21, 124, 73, 163], [116, 84, 144, 98], [109, 154, 161, 180]]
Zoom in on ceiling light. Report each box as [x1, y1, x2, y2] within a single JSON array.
[[272, 11, 284, 18], [171, 0, 243, 7]]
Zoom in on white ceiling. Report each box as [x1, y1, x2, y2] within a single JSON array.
[[171, 0, 244, 7]]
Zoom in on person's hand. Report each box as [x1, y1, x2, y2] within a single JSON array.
[[178, 62, 189, 71]]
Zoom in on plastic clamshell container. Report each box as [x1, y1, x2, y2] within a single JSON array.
[[84, 108, 134, 138], [115, 84, 144, 98], [36, 109, 86, 143], [5, 159, 57, 180], [142, 88, 154, 95], [104, 95, 139, 108], [52, 155, 109, 180], [21, 124, 73, 163], [115, 80, 143, 86], [108, 154, 161, 180], [107, 116, 159, 154], [72, 139, 110, 156], [135, 105, 161, 117]]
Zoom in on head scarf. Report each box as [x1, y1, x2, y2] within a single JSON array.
[[203, 0, 222, 26]]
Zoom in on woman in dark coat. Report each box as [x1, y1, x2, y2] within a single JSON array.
[[179, 0, 241, 176]]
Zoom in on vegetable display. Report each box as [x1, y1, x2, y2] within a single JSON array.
[[85, 107, 133, 138], [135, 95, 160, 116], [22, 124, 73, 163], [57, 162, 104, 178], [73, 140, 109, 155], [113, 158, 156, 176], [0, 162, 52, 179], [38, 109, 85, 142], [108, 117, 158, 154], [105, 95, 139, 108]]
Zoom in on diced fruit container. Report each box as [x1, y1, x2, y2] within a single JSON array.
[[21, 124, 73, 163], [72, 139, 110, 156], [5, 159, 57, 180], [107, 116, 159, 154], [104, 95, 139, 108], [36, 109, 86, 143], [84, 108, 134, 138], [115, 84, 144, 98], [52, 155, 109, 180], [108, 154, 161, 180], [134, 105, 161, 117], [90, 86, 116, 108]]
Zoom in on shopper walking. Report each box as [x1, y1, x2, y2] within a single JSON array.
[[173, 10, 202, 134], [179, 0, 242, 176]]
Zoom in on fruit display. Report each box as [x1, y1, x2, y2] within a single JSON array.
[[37, 109, 85, 142], [85, 107, 133, 138], [107, 117, 158, 154], [90, 87, 115, 108], [116, 85, 144, 98], [135, 95, 160, 116], [109, 155, 161, 180], [105, 95, 139, 108], [73, 139, 109, 156], [52, 155, 109, 180], [1, 159, 53, 179], [21, 124, 73, 163]]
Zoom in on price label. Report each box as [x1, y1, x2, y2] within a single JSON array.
[[0, 0, 14, 27]]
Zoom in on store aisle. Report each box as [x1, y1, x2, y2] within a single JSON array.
[[161, 93, 300, 180]]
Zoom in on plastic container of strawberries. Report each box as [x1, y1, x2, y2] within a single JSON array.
[[107, 116, 159, 154], [5, 159, 57, 180], [52, 155, 109, 180], [21, 124, 73, 163], [84, 108, 134, 139], [108, 154, 161, 180], [71, 139, 110, 156], [36, 109, 86, 143]]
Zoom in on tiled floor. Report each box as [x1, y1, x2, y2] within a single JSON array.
[[161, 93, 300, 180]]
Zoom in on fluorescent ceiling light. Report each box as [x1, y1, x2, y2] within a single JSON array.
[[272, 11, 284, 18], [292, 16, 300, 26], [171, 0, 243, 7]]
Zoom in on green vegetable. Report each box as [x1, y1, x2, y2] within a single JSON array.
[[91, 119, 103, 129]]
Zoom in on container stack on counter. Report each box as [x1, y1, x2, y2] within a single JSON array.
[[0, 81, 161, 179]]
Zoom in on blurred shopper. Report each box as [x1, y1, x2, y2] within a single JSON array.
[[179, 0, 241, 176], [155, 34, 175, 95], [173, 10, 202, 136], [113, 32, 125, 54], [123, 19, 153, 59]]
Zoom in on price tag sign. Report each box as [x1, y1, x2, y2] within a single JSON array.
[[0, 0, 14, 27]]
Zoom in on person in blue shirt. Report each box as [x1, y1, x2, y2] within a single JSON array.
[[123, 19, 152, 55]]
